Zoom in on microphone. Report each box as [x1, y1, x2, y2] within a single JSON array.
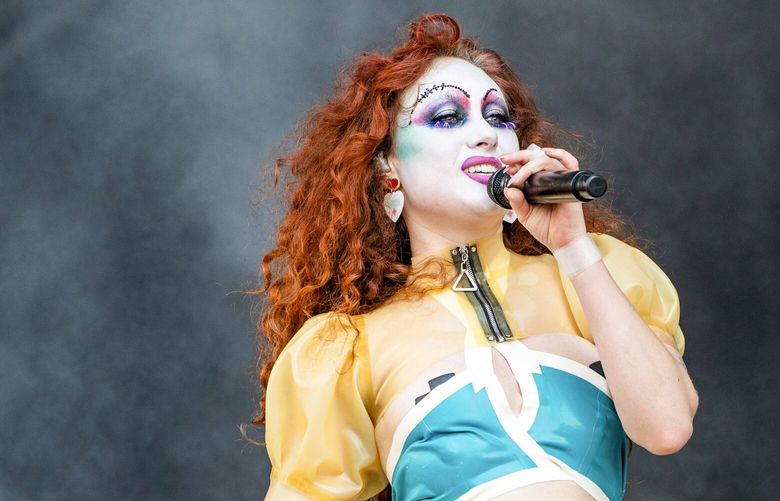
[[487, 167, 608, 209]]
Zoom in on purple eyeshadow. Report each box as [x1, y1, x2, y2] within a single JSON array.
[[409, 92, 471, 126]]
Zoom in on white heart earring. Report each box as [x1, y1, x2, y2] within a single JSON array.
[[384, 177, 404, 223], [503, 210, 517, 224], [374, 154, 404, 223]]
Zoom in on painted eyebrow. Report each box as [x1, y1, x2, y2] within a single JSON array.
[[482, 88, 504, 104], [413, 82, 471, 107]]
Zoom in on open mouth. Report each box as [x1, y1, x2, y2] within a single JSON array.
[[461, 156, 502, 185]]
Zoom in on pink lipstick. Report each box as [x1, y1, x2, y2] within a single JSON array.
[[460, 156, 503, 185]]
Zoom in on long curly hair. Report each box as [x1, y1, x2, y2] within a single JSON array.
[[246, 12, 642, 440]]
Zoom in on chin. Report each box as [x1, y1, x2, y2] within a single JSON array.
[[454, 201, 505, 225], [475, 198, 506, 215]]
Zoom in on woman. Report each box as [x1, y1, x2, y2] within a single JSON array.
[[250, 13, 698, 501]]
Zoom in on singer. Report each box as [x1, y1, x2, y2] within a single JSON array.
[[251, 13, 698, 501]]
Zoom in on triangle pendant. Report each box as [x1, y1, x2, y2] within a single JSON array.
[[452, 267, 478, 292]]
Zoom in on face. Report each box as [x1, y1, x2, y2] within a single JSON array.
[[388, 57, 520, 226]]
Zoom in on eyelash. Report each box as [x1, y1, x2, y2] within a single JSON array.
[[430, 110, 465, 128], [428, 110, 517, 129], [485, 112, 517, 129]]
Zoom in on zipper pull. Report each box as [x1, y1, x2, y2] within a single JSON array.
[[452, 246, 478, 292]]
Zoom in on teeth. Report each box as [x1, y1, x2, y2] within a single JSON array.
[[466, 164, 498, 174]]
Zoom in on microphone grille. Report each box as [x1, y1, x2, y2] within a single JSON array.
[[487, 167, 512, 210]]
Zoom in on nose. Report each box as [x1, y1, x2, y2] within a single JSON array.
[[466, 115, 499, 151]]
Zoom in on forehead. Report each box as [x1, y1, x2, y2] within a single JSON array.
[[400, 57, 504, 106]]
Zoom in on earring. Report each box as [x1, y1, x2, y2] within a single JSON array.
[[374, 154, 404, 223], [384, 177, 404, 223], [503, 210, 517, 224]]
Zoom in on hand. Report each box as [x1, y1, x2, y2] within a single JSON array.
[[499, 147, 588, 252]]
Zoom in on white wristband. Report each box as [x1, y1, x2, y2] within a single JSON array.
[[552, 233, 603, 279]]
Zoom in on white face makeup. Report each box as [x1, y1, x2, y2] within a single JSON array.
[[388, 57, 520, 231]]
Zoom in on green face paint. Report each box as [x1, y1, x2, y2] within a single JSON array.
[[392, 125, 426, 165]]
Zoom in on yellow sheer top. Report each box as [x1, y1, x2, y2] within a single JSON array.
[[264, 230, 685, 500]]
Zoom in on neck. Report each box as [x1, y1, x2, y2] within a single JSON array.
[[405, 217, 503, 259]]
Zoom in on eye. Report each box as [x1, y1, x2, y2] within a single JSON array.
[[484, 112, 516, 129], [428, 108, 466, 128]]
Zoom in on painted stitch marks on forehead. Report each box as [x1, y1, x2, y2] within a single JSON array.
[[414, 82, 471, 106]]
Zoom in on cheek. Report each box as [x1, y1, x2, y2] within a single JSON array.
[[392, 126, 428, 165], [498, 130, 520, 151]]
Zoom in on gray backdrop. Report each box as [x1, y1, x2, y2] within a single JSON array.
[[2, 0, 777, 499]]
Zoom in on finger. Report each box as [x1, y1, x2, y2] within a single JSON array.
[[507, 157, 548, 188], [541, 147, 580, 171], [503, 183, 531, 220], [507, 155, 568, 187], [499, 149, 543, 166], [503, 163, 521, 176]]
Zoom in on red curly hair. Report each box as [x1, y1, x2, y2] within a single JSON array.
[[246, 13, 642, 436]]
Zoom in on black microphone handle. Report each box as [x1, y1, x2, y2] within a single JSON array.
[[487, 167, 608, 209]]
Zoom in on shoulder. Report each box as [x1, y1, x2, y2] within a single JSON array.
[[285, 311, 359, 350], [591, 232, 646, 259], [590, 233, 678, 294], [273, 311, 366, 378], [591, 232, 667, 271]]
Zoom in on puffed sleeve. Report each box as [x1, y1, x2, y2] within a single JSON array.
[[558, 233, 686, 356], [264, 312, 387, 501]]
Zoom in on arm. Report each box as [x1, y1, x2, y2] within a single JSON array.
[[570, 258, 699, 454], [499, 145, 698, 454]]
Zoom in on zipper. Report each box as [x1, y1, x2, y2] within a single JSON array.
[[451, 245, 513, 343]]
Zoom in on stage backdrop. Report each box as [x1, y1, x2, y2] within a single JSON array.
[[1, 1, 777, 499]]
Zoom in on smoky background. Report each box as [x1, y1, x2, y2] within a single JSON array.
[[1, 1, 777, 499]]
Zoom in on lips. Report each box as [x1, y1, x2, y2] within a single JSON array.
[[460, 156, 502, 185]]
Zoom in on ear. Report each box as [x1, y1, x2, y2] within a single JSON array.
[[382, 151, 401, 180], [375, 151, 400, 180]]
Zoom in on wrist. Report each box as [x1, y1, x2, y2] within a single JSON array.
[[552, 233, 603, 279]]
